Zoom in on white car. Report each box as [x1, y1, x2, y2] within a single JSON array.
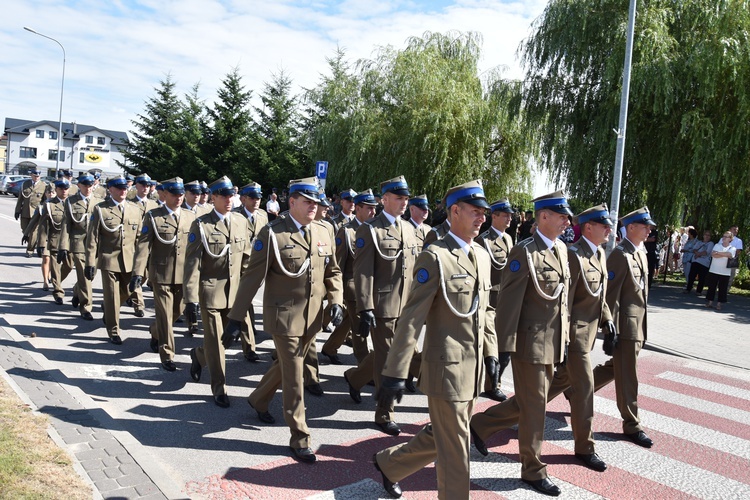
[[0, 175, 26, 195]]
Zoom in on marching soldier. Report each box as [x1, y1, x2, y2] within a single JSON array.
[[223, 177, 344, 463], [475, 199, 515, 402], [184, 177, 252, 408], [373, 180, 493, 499], [60, 169, 78, 196], [343, 176, 420, 436], [89, 170, 108, 200], [329, 189, 356, 232], [58, 173, 98, 320], [423, 200, 451, 248], [470, 190, 572, 497], [592, 207, 656, 448], [321, 190, 378, 366], [126, 174, 159, 317], [15, 168, 51, 258], [198, 181, 211, 208], [183, 180, 211, 218], [84, 175, 143, 345], [131, 178, 196, 371], [405, 194, 431, 250]]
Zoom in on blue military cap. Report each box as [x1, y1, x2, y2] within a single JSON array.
[[490, 198, 514, 213], [239, 182, 262, 198], [107, 175, 128, 188], [445, 180, 489, 209], [353, 189, 378, 206], [533, 190, 573, 216], [340, 189, 356, 200], [288, 177, 320, 202], [124, 173, 135, 182], [380, 175, 410, 196], [208, 176, 234, 196], [29, 169, 42, 175], [88, 169, 102, 180], [54, 179, 70, 189], [161, 177, 184, 195], [134, 173, 151, 185], [621, 206, 656, 226], [408, 194, 429, 209], [318, 191, 331, 207], [77, 173, 95, 186], [577, 203, 613, 226], [200, 181, 210, 195], [184, 180, 202, 194]]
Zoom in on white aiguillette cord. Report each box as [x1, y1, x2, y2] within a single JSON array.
[[149, 211, 178, 245], [426, 249, 480, 318], [96, 204, 124, 237], [526, 247, 564, 301], [571, 251, 603, 297], [268, 228, 310, 278]]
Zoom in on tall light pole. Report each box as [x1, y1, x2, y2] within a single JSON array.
[[24, 27, 66, 172]]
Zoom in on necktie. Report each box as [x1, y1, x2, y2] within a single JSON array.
[[468, 246, 478, 274], [302, 225, 311, 246], [223, 216, 230, 235]]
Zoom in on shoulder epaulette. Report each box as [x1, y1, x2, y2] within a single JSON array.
[[268, 217, 285, 227]]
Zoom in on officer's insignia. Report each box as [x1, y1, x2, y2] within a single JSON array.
[[416, 268, 429, 283], [356, 237, 365, 248], [254, 239, 263, 251], [141, 226, 148, 234], [608, 270, 615, 280], [509, 259, 521, 272], [188, 233, 196, 243], [335, 237, 342, 246]]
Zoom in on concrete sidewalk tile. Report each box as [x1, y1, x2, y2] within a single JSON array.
[[116, 472, 152, 488], [79, 459, 104, 472], [104, 466, 125, 479], [94, 478, 120, 492], [77, 448, 109, 461]]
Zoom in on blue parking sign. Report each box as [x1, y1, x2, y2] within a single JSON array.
[[316, 161, 328, 179]]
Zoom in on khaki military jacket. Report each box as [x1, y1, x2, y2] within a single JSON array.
[[92, 185, 108, 200], [423, 219, 450, 248], [335, 218, 362, 303], [408, 219, 432, 252], [33, 198, 67, 252], [606, 238, 649, 342], [567, 238, 613, 353], [475, 227, 514, 291], [182, 202, 212, 218], [329, 212, 354, 233], [128, 196, 160, 215], [59, 193, 97, 254], [383, 237, 493, 401], [67, 183, 78, 197], [227, 216, 343, 337], [233, 206, 269, 245], [85, 199, 143, 272], [133, 206, 196, 284], [496, 232, 571, 365], [23, 203, 49, 251], [354, 211, 420, 317], [15, 179, 50, 218], [183, 211, 251, 309]]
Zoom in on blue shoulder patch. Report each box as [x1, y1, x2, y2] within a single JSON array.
[[608, 270, 615, 280], [188, 232, 196, 243], [416, 268, 430, 283], [141, 225, 149, 234], [335, 237, 342, 246], [509, 259, 521, 272], [254, 239, 263, 251], [356, 237, 365, 248]]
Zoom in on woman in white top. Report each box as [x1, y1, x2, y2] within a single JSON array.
[[704, 231, 737, 310]]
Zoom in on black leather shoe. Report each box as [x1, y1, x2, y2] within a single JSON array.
[[522, 478, 561, 497], [134, 308, 145, 318], [126, 298, 133, 307], [189, 348, 201, 382], [321, 351, 342, 365], [291, 447, 316, 463], [214, 394, 230, 408], [161, 360, 177, 372], [149, 338, 159, 353], [305, 383, 324, 397], [470, 425, 488, 456], [575, 452, 607, 472], [244, 350, 260, 362], [344, 372, 361, 403], [627, 430, 653, 448], [80, 311, 94, 321], [376, 421, 401, 436], [481, 388, 508, 402], [405, 375, 417, 393], [249, 400, 275, 424], [71, 295, 80, 308], [109, 335, 123, 345], [42, 282, 49, 290], [373, 454, 402, 498], [54, 297, 63, 305]]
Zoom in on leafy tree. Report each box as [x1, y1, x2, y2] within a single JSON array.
[[521, 0, 750, 231], [174, 83, 207, 182]]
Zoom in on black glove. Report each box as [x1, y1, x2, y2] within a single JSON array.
[[184, 302, 199, 325], [84, 266, 96, 281], [358, 310, 376, 338], [36, 247, 44, 258], [376, 376, 406, 408], [559, 343, 569, 367], [56, 249, 68, 265], [485, 356, 499, 389], [330, 304, 344, 327], [128, 275, 143, 293], [221, 318, 243, 349], [14, 212, 20, 221], [21, 235, 28, 245], [602, 319, 618, 356]]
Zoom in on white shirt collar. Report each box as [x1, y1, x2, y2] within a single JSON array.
[[536, 229, 556, 250], [447, 231, 473, 255], [491, 226, 505, 238], [382, 211, 398, 226], [243, 207, 255, 219], [213, 209, 229, 222], [581, 235, 599, 254], [288, 214, 305, 232]]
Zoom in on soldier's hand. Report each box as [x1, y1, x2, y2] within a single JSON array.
[[376, 376, 406, 407], [358, 310, 376, 338], [330, 304, 344, 327], [21, 235, 28, 245], [56, 250, 68, 265], [36, 247, 44, 258], [84, 266, 96, 281], [14, 212, 20, 221], [128, 275, 143, 293], [184, 303, 199, 325], [602, 319, 618, 356], [485, 356, 500, 388], [221, 319, 242, 349]]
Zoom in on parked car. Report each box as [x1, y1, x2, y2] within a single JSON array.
[[6, 177, 32, 197], [0, 175, 27, 195]]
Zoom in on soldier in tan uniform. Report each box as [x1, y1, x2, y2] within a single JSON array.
[[343, 176, 420, 437], [184, 177, 252, 408], [89, 170, 108, 200], [373, 180, 493, 499], [126, 174, 159, 317], [182, 180, 210, 216], [470, 190, 572, 497], [405, 194, 431, 250], [223, 177, 343, 463], [131, 178, 196, 371], [475, 199, 515, 402], [328, 189, 356, 232], [423, 207, 451, 248], [84, 175, 143, 345], [592, 207, 656, 449], [16, 169, 51, 258], [59, 170, 78, 196]]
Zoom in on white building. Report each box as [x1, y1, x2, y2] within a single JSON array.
[[3, 117, 130, 179]]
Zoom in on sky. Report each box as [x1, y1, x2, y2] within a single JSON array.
[[3, 0, 553, 192]]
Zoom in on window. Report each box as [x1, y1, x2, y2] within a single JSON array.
[[85, 135, 94, 144], [79, 152, 85, 163], [97, 136, 106, 145], [36, 130, 45, 138], [49, 131, 58, 140], [48, 150, 65, 162], [20, 147, 37, 159]]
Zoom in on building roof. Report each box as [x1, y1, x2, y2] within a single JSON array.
[[3, 117, 129, 145]]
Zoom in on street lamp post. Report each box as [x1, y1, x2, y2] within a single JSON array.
[[24, 27, 66, 173]]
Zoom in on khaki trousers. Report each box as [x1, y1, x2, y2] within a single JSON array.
[[101, 270, 132, 338], [21, 216, 37, 252], [240, 304, 256, 356], [195, 305, 228, 397], [49, 250, 73, 300], [71, 253, 93, 313], [377, 398, 474, 499], [149, 283, 183, 362], [593, 339, 643, 434]]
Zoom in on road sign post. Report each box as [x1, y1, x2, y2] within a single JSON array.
[[316, 161, 328, 190]]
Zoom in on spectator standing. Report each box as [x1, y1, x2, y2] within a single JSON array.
[[728, 225, 743, 290], [266, 193, 280, 221], [644, 227, 659, 289], [518, 210, 534, 240], [685, 230, 713, 295], [680, 228, 698, 282], [704, 232, 737, 311]]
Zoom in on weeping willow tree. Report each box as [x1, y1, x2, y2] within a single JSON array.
[[522, 0, 750, 230], [304, 31, 535, 203]]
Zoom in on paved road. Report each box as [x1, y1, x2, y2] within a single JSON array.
[[0, 194, 748, 499]]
